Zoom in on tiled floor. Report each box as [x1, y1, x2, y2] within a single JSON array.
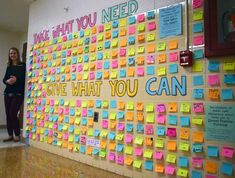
[[0, 129, 127, 178]]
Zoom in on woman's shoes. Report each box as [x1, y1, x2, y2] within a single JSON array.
[[3, 136, 13, 142]]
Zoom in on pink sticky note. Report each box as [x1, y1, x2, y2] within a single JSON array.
[[76, 100, 81, 107], [148, 22, 156, 31], [137, 67, 144, 76], [102, 120, 108, 129], [117, 123, 125, 131], [167, 128, 176, 137], [41, 106, 45, 112], [134, 147, 143, 156], [50, 100, 54, 106], [57, 45, 62, 51], [40, 121, 44, 127], [154, 151, 163, 160], [80, 135, 86, 144], [33, 106, 37, 112], [116, 155, 124, 165], [71, 65, 76, 72], [193, 0, 203, 9], [97, 61, 103, 69], [38, 84, 42, 90], [98, 25, 104, 32], [128, 26, 135, 35], [119, 48, 126, 57], [169, 52, 178, 62], [208, 74, 220, 86], [193, 35, 204, 45], [82, 109, 87, 116], [156, 104, 166, 113], [62, 35, 67, 42], [45, 114, 49, 121], [147, 55, 155, 64], [36, 99, 41, 105], [193, 102, 204, 113], [64, 108, 70, 115], [137, 14, 145, 22], [48, 47, 52, 53], [67, 50, 72, 56], [89, 72, 95, 80], [157, 114, 166, 124], [166, 165, 175, 175], [145, 125, 154, 135], [48, 130, 53, 137], [91, 36, 96, 43], [108, 152, 115, 161], [77, 65, 83, 72], [36, 57, 40, 63], [125, 134, 133, 143], [51, 68, 56, 74], [111, 60, 118, 69], [53, 123, 58, 129], [192, 157, 203, 168], [36, 135, 40, 141], [221, 147, 234, 158], [58, 108, 64, 114], [29, 133, 33, 139]]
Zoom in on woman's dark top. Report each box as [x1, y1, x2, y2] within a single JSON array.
[[3, 62, 26, 96]]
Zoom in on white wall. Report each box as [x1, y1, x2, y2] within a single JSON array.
[[0, 30, 27, 125]]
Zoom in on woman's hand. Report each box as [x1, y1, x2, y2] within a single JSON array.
[[6, 75, 17, 85]]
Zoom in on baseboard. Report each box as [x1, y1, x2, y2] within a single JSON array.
[[0, 125, 7, 129]]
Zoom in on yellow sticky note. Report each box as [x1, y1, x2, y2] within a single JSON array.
[[127, 102, 134, 110], [82, 101, 88, 108], [137, 46, 145, 54], [143, 149, 153, 158], [120, 18, 127, 27], [110, 70, 117, 79], [100, 130, 108, 138], [109, 112, 116, 120], [146, 113, 154, 123], [102, 100, 109, 108], [111, 39, 118, 48], [169, 40, 178, 50], [179, 141, 190, 151], [116, 133, 124, 141], [193, 10, 203, 21], [84, 29, 90, 36], [125, 146, 133, 155], [83, 72, 88, 80], [192, 61, 203, 72], [147, 33, 155, 42], [155, 138, 164, 148], [128, 47, 135, 56], [180, 103, 191, 113], [68, 135, 74, 142], [97, 34, 103, 41], [133, 160, 142, 169], [146, 103, 154, 112], [177, 168, 188, 177], [157, 42, 166, 51], [223, 62, 235, 71], [87, 129, 93, 136], [166, 153, 176, 163], [157, 67, 166, 76], [105, 23, 111, 31], [192, 116, 203, 125], [137, 24, 145, 33], [134, 135, 144, 145]]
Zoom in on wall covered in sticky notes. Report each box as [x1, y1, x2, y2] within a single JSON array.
[[25, 0, 235, 177]]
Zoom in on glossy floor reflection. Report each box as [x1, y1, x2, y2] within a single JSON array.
[[0, 146, 127, 178]]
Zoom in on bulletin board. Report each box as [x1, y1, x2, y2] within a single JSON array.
[[25, 0, 235, 177]]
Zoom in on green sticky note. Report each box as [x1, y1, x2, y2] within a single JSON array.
[[179, 142, 190, 151], [82, 101, 88, 108], [128, 47, 135, 56], [133, 160, 142, 168], [157, 42, 166, 51], [177, 168, 188, 177], [166, 153, 176, 163], [70, 101, 75, 107], [109, 112, 116, 120], [137, 46, 145, 54], [192, 116, 203, 125], [69, 135, 74, 142], [75, 110, 81, 116], [116, 133, 124, 141], [192, 61, 203, 72], [125, 146, 133, 155], [55, 100, 59, 105], [120, 19, 127, 27], [193, 10, 203, 21], [137, 24, 145, 32], [127, 102, 134, 110], [146, 103, 154, 112], [78, 39, 83, 45], [143, 150, 153, 158], [88, 129, 93, 136], [100, 130, 108, 137], [180, 103, 191, 113], [57, 141, 63, 146], [63, 124, 68, 131], [97, 34, 103, 41], [99, 150, 106, 158], [146, 113, 155, 123], [102, 100, 109, 108], [84, 29, 90, 36], [155, 138, 164, 148], [134, 135, 144, 145], [111, 39, 118, 48], [223, 62, 235, 71]]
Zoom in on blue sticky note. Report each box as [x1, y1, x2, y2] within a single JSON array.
[[178, 156, 188, 168], [156, 126, 165, 136], [60, 75, 65, 82], [83, 55, 89, 62], [80, 145, 86, 153], [145, 161, 153, 171], [104, 61, 110, 69], [94, 129, 100, 136], [48, 61, 52, 67], [61, 59, 66, 65], [75, 135, 80, 142], [68, 34, 73, 40], [51, 76, 56, 82], [81, 118, 87, 125], [193, 23, 203, 33], [119, 69, 126, 78], [169, 64, 178, 74], [102, 110, 108, 119], [224, 74, 235, 85], [52, 140, 57, 146], [112, 30, 119, 38], [79, 30, 84, 38], [69, 125, 74, 132], [128, 16, 136, 24], [128, 57, 135, 66], [147, 66, 155, 75], [104, 41, 111, 49], [71, 73, 76, 81], [193, 88, 204, 99], [222, 89, 233, 100], [88, 110, 93, 117], [112, 20, 119, 28], [192, 143, 203, 153], [117, 143, 124, 152], [147, 10, 155, 20], [168, 115, 177, 125], [126, 123, 133, 132], [53, 116, 58, 122], [221, 162, 234, 176], [110, 100, 117, 108], [70, 108, 75, 116], [96, 72, 102, 80], [84, 37, 90, 45], [117, 111, 124, 120], [191, 170, 202, 178], [96, 100, 102, 108], [128, 36, 135, 45], [62, 51, 67, 58], [208, 60, 219, 72], [52, 53, 57, 59], [108, 132, 116, 140], [58, 124, 63, 131], [193, 49, 204, 60], [207, 146, 219, 157], [137, 124, 144, 133], [44, 129, 49, 136], [180, 116, 190, 127], [64, 116, 69, 123], [193, 75, 204, 86], [97, 53, 103, 60], [93, 148, 99, 155]]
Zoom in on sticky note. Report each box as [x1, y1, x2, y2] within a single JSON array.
[[193, 88, 204, 99], [144, 161, 153, 171], [157, 67, 166, 76], [155, 138, 164, 148], [192, 61, 203, 72], [191, 170, 202, 178], [143, 149, 153, 159], [192, 157, 203, 168], [193, 75, 204, 86], [180, 116, 190, 127], [221, 89, 233, 100], [133, 160, 142, 169], [154, 151, 163, 160], [224, 74, 235, 85], [166, 153, 176, 163], [221, 146, 234, 158], [169, 64, 178, 74], [125, 146, 133, 155], [167, 128, 177, 137], [221, 162, 234, 176], [208, 89, 220, 100], [165, 165, 175, 175], [180, 128, 190, 140], [168, 102, 177, 112], [125, 157, 133, 166], [193, 10, 203, 21], [157, 114, 165, 124], [193, 35, 204, 45], [193, 22, 203, 33], [155, 164, 164, 173], [180, 103, 191, 113], [157, 42, 166, 51], [117, 154, 124, 165], [208, 60, 219, 72], [167, 140, 177, 151], [193, 102, 204, 113], [168, 115, 177, 125], [134, 135, 144, 145], [208, 74, 220, 86], [179, 142, 190, 151], [177, 168, 188, 177], [193, 49, 204, 59], [223, 62, 235, 71], [205, 161, 217, 174], [192, 131, 204, 143], [193, 0, 203, 9], [192, 116, 203, 125], [207, 146, 219, 157], [134, 147, 143, 156]]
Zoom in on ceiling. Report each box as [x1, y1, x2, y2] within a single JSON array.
[[0, 0, 32, 33]]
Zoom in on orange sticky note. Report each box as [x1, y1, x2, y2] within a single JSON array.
[[81, 126, 87, 134], [169, 40, 178, 50], [155, 164, 165, 173], [111, 50, 118, 59], [90, 63, 96, 71], [157, 54, 167, 63], [125, 157, 133, 166], [180, 128, 190, 140], [192, 131, 204, 143], [91, 26, 97, 34], [77, 47, 83, 54], [104, 71, 109, 79], [127, 68, 135, 77], [109, 142, 116, 150], [167, 140, 177, 151], [87, 146, 93, 155], [120, 38, 127, 47], [58, 115, 64, 122], [120, 28, 127, 36], [136, 56, 145, 65], [147, 44, 155, 53], [118, 101, 125, 110], [205, 161, 217, 174], [208, 89, 220, 100], [101, 140, 107, 149], [63, 141, 68, 148], [89, 45, 96, 52], [88, 100, 94, 107], [69, 117, 75, 124], [77, 74, 82, 81], [137, 34, 145, 43], [110, 121, 116, 129], [119, 58, 127, 67], [136, 112, 144, 121], [136, 102, 144, 111], [88, 119, 94, 127], [145, 137, 153, 146], [168, 102, 177, 112], [66, 74, 71, 81], [105, 31, 111, 39], [126, 112, 134, 121]]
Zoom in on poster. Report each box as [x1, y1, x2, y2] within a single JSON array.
[[205, 103, 235, 143]]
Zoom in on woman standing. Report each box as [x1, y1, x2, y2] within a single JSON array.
[[2, 47, 26, 142]]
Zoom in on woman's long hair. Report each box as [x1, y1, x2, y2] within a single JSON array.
[[8, 47, 21, 66]]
